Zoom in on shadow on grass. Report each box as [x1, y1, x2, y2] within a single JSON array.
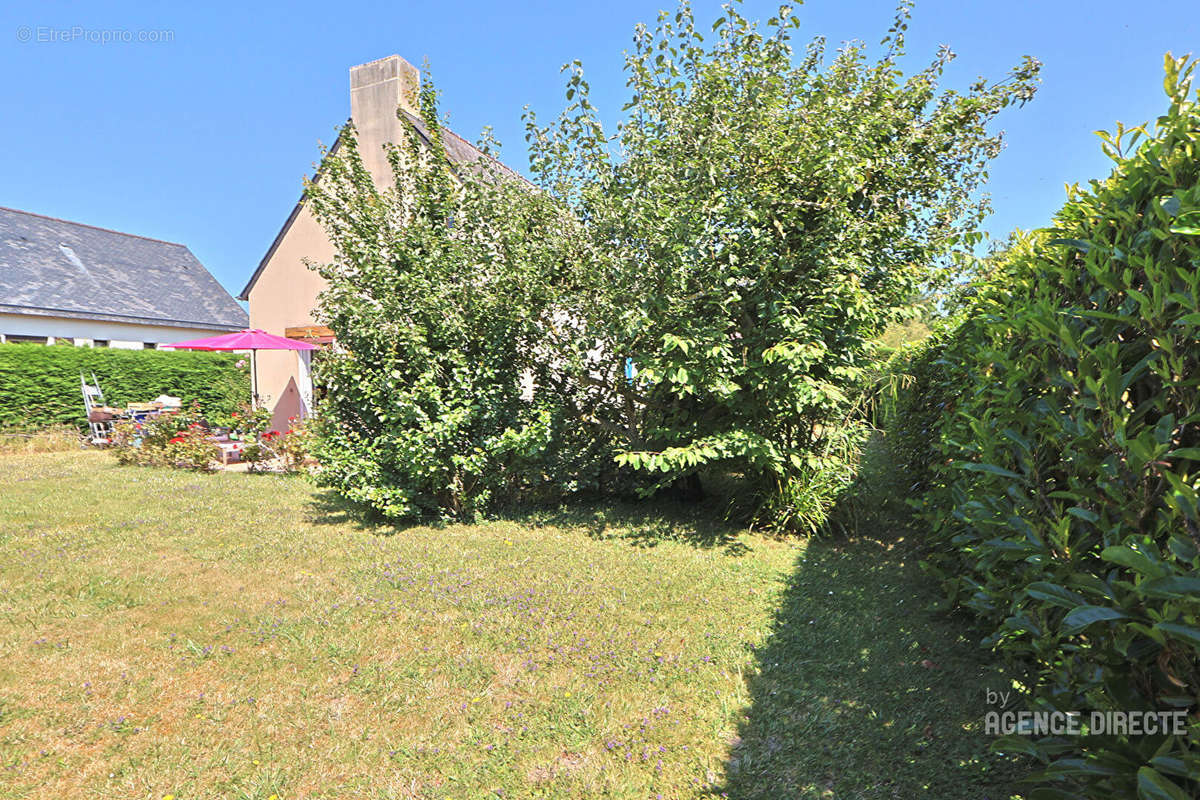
[[712, 534, 1027, 799], [304, 489, 404, 533], [504, 494, 751, 555], [304, 487, 751, 554]]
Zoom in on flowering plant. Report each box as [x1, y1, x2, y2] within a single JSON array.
[[111, 405, 218, 470], [163, 427, 220, 470], [237, 416, 312, 473], [205, 403, 271, 439], [111, 400, 309, 474], [274, 419, 313, 472]]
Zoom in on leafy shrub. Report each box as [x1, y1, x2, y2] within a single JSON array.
[[241, 417, 310, 474], [307, 2, 1038, 527], [0, 343, 248, 430], [303, 92, 602, 519], [521, 3, 1038, 532], [162, 428, 222, 471], [111, 407, 219, 471], [270, 420, 313, 473], [894, 55, 1200, 798]]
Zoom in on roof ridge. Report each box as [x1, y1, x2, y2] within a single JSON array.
[[0, 205, 188, 247], [397, 110, 524, 179], [241, 113, 530, 301]]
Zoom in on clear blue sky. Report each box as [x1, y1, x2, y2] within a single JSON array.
[[1, 0, 1195, 302]]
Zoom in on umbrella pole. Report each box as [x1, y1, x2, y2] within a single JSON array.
[[251, 350, 258, 410]]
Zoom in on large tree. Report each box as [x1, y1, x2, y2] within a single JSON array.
[[524, 2, 1040, 528]]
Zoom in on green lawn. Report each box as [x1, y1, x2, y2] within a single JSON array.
[[0, 451, 1023, 799]]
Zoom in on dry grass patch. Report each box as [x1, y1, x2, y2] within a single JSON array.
[[0, 426, 83, 455]]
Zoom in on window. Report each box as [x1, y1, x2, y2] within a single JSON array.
[[93, 340, 109, 348], [4, 334, 49, 344], [143, 342, 157, 350]]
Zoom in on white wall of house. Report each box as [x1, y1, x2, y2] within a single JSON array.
[[0, 312, 235, 349]]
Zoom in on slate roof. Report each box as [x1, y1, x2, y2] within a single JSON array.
[[399, 110, 527, 185], [239, 115, 528, 300], [0, 206, 247, 330]]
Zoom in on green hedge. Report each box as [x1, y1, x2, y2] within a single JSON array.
[[892, 57, 1200, 798], [0, 342, 249, 430]]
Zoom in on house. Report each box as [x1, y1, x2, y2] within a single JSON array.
[[240, 55, 521, 427], [0, 206, 247, 348]]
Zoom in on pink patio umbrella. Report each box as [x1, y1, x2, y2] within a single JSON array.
[[161, 328, 317, 410]]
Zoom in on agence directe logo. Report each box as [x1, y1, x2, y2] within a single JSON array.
[[984, 688, 1188, 737]]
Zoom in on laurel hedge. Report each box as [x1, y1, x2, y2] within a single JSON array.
[[0, 342, 248, 430], [892, 56, 1200, 798]]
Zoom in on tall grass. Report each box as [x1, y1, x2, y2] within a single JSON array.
[[0, 425, 84, 455]]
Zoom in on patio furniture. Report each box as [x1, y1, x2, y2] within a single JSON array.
[[160, 328, 317, 413], [80, 372, 111, 444], [207, 430, 245, 465]]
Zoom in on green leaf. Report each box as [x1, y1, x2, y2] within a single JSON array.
[[1047, 238, 1092, 253], [1155, 622, 1200, 649], [1026, 581, 1087, 610], [957, 462, 1024, 480], [1066, 507, 1099, 523], [990, 735, 1042, 758], [1137, 766, 1189, 800], [1137, 576, 1200, 599], [1001, 427, 1032, 453], [1121, 351, 1161, 393], [1167, 535, 1198, 562], [1041, 758, 1120, 778], [1061, 605, 1130, 634], [1149, 756, 1197, 779], [1101, 545, 1166, 577]]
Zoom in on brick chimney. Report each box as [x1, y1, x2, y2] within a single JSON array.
[[349, 55, 420, 184]]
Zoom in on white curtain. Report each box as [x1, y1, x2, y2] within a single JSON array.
[[297, 350, 313, 418]]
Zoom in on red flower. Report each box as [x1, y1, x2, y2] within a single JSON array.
[[168, 436, 186, 444]]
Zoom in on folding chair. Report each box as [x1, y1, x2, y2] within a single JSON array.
[[81, 372, 111, 444]]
